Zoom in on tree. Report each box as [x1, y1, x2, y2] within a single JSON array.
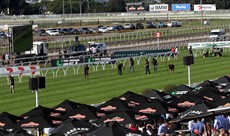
[[106, 0, 126, 12], [0, 0, 9, 14]]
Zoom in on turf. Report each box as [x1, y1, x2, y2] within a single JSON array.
[[0, 49, 229, 116]]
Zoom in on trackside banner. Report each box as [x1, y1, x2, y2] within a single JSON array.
[[172, 4, 190, 11], [0, 65, 40, 77], [188, 41, 230, 49], [194, 4, 216, 11], [149, 4, 169, 11]]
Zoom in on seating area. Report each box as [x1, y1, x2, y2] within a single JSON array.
[[0, 76, 229, 136]]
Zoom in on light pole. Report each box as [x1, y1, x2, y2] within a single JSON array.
[[70, 0, 72, 14], [63, 0, 65, 22], [79, 0, 89, 17], [200, 0, 203, 25]]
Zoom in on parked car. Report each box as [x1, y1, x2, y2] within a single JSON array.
[[88, 27, 99, 33], [167, 21, 182, 27], [158, 22, 167, 28], [146, 22, 157, 28], [98, 27, 109, 33], [70, 28, 80, 35], [124, 23, 135, 29], [46, 28, 60, 36], [58, 28, 71, 35], [136, 23, 144, 29], [79, 27, 91, 34], [33, 29, 48, 36], [0, 33, 7, 39]]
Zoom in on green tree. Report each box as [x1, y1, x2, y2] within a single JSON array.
[[0, 0, 9, 14], [106, 0, 126, 12]]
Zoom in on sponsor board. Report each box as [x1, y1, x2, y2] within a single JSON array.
[[149, 4, 168, 11], [172, 4, 190, 11], [0, 65, 40, 77], [194, 4, 216, 11], [127, 5, 146, 11], [188, 41, 230, 49]]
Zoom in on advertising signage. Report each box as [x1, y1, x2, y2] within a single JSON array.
[[194, 4, 216, 11], [127, 5, 146, 11], [172, 4, 190, 11], [149, 4, 168, 11]]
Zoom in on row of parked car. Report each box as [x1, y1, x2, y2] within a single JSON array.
[[33, 21, 182, 36], [0, 31, 10, 39]]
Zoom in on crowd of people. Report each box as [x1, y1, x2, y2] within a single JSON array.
[[124, 113, 230, 136]]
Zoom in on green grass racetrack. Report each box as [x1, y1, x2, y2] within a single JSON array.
[[0, 49, 229, 115]]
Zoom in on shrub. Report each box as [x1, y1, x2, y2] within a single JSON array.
[[164, 84, 177, 94], [141, 88, 155, 95]]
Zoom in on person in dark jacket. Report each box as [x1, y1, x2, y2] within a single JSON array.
[[151, 58, 158, 72], [8, 75, 15, 94]]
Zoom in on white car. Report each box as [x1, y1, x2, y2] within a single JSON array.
[[46, 28, 60, 36], [98, 27, 109, 33], [124, 23, 133, 29]]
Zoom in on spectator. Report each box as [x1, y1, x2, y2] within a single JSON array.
[[157, 120, 169, 136], [2, 53, 5, 65], [171, 47, 175, 58], [189, 46, 193, 56], [175, 47, 179, 58], [191, 118, 204, 136], [151, 58, 158, 73], [118, 63, 124, 75], [129, 124, 138, 131], [84, 64, 89, 79], [145, 59, 151, 74], [58, 50, 63, 59], [129, 57, 135, 73], [8, 75, 15, 94], [5, 52, 9, 65]]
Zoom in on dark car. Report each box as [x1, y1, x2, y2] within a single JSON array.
[[136, 23, 144, 29], [70, 28, 80, 35], [146, 22, 157, 28], [33, 29, 48, 36], [158, 22, 167, 28], [58, 28, 71, 35], [79, 27, 91, 34]]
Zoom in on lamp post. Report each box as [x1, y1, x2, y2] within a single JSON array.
[[200, 0, 203, 25], [79, 0, 89, 17], [70, 0, 72, 14], [63, 0, 65, 22]]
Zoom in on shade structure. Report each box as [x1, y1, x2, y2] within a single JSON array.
[[195, 87, 223, 104], [213, 76, 230, 92], [20, 105, 64, 118], [0, 129, 9, 136], [52, 100, 87, 112], [94, 111, 153, 125], [50, 119, 97, 136], [7, 129, 34, 136], [0, 112, 23, 129], [118, 91, 151, 108], [61, 106, 106, 121], [169, 84, 195, 97], [86, 124, 147, 136], [218, 96, 230, 106], [97, 97, 131, 112], [143, 89, 177, 102], [133, 100, 182, 115], [171, 102, 218, 123], [170, 92, 206, 109], [17, 115, 62, 129], [196, 80, 219, 89]]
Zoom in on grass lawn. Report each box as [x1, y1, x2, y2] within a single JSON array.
[[0, 49, 230, 116]]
